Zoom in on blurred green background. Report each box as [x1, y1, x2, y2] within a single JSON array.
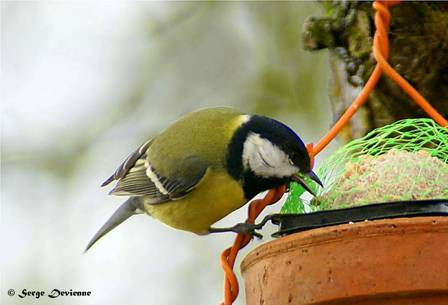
[[2, 2, 331, 305]]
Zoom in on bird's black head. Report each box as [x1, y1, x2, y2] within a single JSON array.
[[226, 115, 321, 200]]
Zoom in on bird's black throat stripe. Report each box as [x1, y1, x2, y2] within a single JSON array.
[[226, 115, 289, 200]]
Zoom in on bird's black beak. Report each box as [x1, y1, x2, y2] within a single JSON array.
[[307, 171, 323, 187], [291, 171, 323, 197]]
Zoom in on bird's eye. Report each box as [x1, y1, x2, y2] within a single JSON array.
[[258, 151, 273, 168]]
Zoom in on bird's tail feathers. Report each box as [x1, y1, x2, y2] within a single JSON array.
[[84, 197, 142, 253]]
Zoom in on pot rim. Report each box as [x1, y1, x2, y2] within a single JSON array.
[[241, 216, 448, 273], [272, 199, 448, 237]]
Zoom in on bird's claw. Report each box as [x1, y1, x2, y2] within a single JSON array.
[[232, 222, 263, 239], [209, 222, 264, 239], [209, 215, 278, 238]]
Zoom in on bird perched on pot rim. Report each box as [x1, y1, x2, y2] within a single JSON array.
[[85, 107, 322, 251]]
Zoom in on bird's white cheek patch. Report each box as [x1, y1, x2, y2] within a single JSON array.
[[242, 133, 299, 178]]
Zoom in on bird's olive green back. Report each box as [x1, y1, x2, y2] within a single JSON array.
[[147, 107, 245, 179]]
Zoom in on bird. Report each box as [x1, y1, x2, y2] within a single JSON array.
[[85, 107, 322, 251]]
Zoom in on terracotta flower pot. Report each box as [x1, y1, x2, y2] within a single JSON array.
[[242, 216, 448, 305]]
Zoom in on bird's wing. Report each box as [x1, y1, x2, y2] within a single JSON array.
[[102, 141, 208, 204], [101, 139, 154, 187]]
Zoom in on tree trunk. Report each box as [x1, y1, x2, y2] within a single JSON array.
[[303, 1, 448, 143]]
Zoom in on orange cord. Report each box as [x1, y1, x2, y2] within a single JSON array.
[[220, 186, 286, 305], [219, 1, 447, 304]]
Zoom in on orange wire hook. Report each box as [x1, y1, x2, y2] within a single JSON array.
[[220, 186, 286, 305]]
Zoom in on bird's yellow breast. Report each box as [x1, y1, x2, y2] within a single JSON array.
[[142, 168, 246, 234]]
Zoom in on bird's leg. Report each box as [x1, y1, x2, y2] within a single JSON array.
[[208, 215, 275, 239], [209, 222, 263, 239]]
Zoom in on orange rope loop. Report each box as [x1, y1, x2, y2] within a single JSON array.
[[220, 1, 447, 304], [220, 186, 286, 305]]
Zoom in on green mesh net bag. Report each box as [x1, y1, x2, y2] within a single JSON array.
[[281, 118, 448, 214]]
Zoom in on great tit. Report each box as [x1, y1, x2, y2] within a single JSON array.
[[85, 107, 322, 251]]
